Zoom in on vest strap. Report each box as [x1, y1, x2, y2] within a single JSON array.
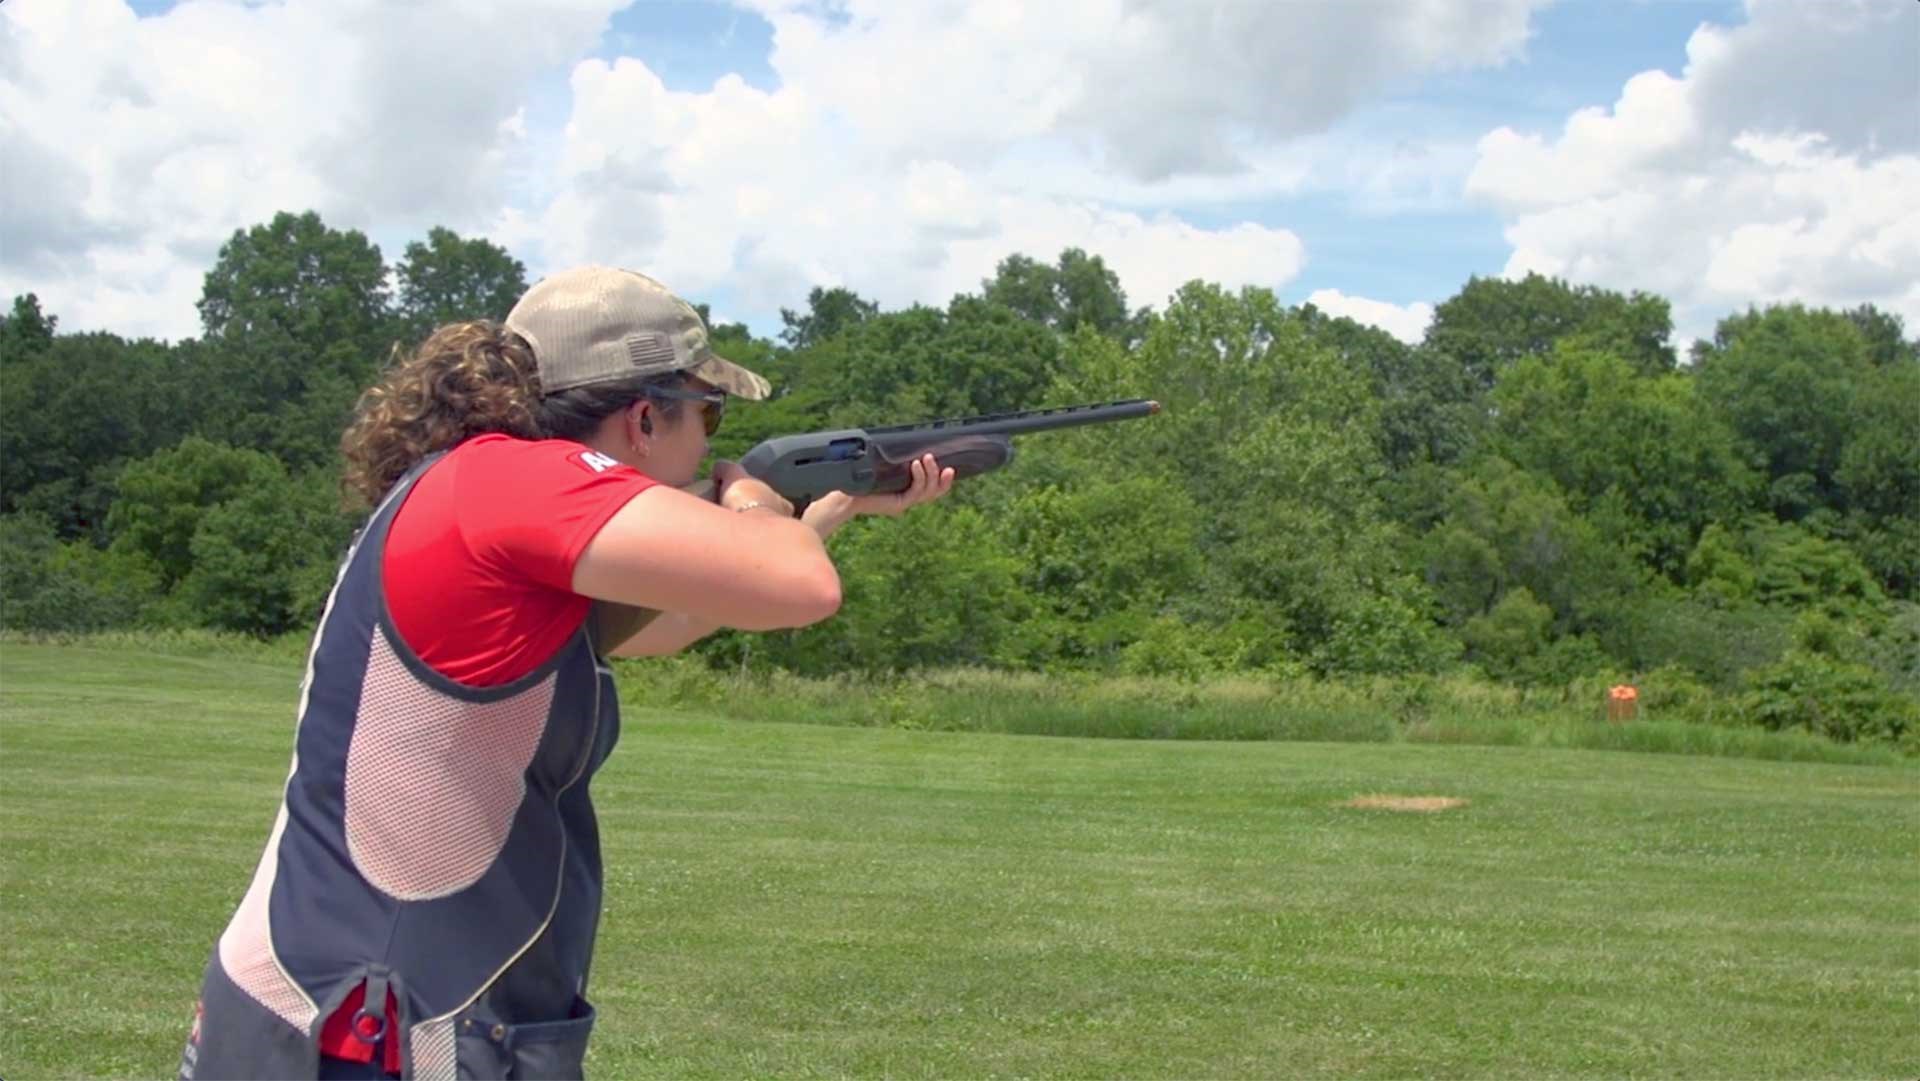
[[353, 968, 391, 1047]]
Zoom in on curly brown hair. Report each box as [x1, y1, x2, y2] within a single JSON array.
[[339, 320, 685, 506]]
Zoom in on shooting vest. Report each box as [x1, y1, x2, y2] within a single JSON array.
[[180, 450, 639, 1081]]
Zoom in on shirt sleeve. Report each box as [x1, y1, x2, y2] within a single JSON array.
[[456, 437, 661, 595]]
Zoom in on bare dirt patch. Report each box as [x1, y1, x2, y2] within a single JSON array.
[[1342, 795, 1469, 813]]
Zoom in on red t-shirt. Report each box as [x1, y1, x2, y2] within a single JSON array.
[[386, 432, 658, 685], [319, 433, 657, 1068]]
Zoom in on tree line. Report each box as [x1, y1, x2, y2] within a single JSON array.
[[2, 210, 1915, 748]]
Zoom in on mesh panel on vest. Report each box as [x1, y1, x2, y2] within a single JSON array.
[[218, 802, 318, 1033], [410, 1017, 458, 1081], [344, 626, 557, 901]]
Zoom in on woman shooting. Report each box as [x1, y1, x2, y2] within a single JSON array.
[[179, 267, 953, 1080]]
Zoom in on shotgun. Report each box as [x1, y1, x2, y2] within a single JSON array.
[[698, 398, 1161, 511]]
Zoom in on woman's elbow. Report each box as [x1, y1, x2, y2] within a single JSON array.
[[797, 565, 842, 625], [742, 561, 840, 631]]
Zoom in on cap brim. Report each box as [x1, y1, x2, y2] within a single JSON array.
[[685, 351, 772, 400]]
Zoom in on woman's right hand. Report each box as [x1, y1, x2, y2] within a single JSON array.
[[711, 460, 794, 518]]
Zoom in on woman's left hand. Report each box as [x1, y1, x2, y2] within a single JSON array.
[[800, 454, 956, 539]]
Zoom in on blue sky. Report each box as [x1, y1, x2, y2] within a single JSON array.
[[12, 0, 1914, 347]]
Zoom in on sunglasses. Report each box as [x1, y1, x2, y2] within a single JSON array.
[[645, 384, 727, 437]]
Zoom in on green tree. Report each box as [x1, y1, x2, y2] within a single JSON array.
[[1843, 304, 1918, 367], [1488, 344, 1756, 576], [1428, 272, 1676, 388], [0, 512, 165, 632], [747, 505, 1030, 674], [1053, 248, 1132, 337], [0, 293, 57, 363], [1044, 283, 1448, 674], [1685, 523, 1757, 606], [106, 438, 289, 590], [1460, 585, 1553, 682], [1741, 520, 1884, 617], [998, 475, 1206, 666], [1296, 303, 1483, 470], [179, 467, 353, 636], [1835, 360, 1920, 597], [1418, 456, 1649, 646], [981, 248, 1137, 339], [1650, 517, 1892, 685], [703, 323, 831, 464], [199, 210, 393, 355], [981, 254, 1061, 326], [1622, 593, 1795, 689], [1739, 650, 1918, 748], [394, 227, 528, 342], [1, 512, 76, 630], [800, 297, 1064, 424], [193, 211, 397, 467], [1692, 303, 1875, 521], [0, 330, 189, 538], [778, 286, 878, 349]]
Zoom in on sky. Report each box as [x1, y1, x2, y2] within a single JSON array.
[[2, 0, 1915, 350]]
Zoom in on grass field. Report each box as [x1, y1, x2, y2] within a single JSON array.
[[2, 641, 1917, 1078]]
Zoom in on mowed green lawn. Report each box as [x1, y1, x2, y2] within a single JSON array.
[[2, 643, 1916, 1079]]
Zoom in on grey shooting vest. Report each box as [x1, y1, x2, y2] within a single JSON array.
[[180, 450, 651, 1080]]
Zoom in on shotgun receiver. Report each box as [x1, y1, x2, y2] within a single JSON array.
[[717, 398, 1160, 510]]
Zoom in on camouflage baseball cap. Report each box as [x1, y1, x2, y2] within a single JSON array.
[[505, 266, 771, 400]]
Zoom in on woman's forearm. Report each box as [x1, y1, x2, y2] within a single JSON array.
[[608, 611, 726, 656]]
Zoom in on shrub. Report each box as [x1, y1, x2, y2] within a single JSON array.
[[1619, 594, 1796, 689], [1118, 615, 1241, 679], [1310, 580, 1462, 676], [107, 438, 287, 589], [178, 470, 354, 636], [753, 505, 1030, 675], [614, 652, 731, 711], [1857, 601, 1920, 702], [1633, 664, 1721, 725], [0, 513, 166, 632], [1738, 651, 1919, 749], [1530, 633, 1619, 688], [1461, 586, 1552, 681]]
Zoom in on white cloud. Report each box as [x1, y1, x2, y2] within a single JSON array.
[[2, 0, 1556, 342], [0, 0, 623, 341], [1684, 0, 1915, 159], [740, 0, 1547, 181], [520, 0, 1555, 326], [524, 53, 1307, 323], [1306, 290, 1434, 345], [1466, 0, 1920, 343]]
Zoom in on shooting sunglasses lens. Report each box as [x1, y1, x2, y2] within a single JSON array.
[[647, 385, 726, 437]]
